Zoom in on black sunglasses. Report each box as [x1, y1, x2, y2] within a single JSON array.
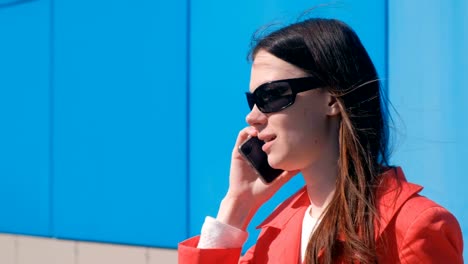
[[246, 76, 325, 113]]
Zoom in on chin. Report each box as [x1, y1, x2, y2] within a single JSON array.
[[266, 154, 281, 169], [267, 154, 290, 171], [268, 152, 304, 171]]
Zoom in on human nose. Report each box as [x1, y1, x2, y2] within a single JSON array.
[[246, 105, 268, 127]]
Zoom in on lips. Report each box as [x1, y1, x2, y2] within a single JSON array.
[[258, 134, 277, 152], [258, 134, 276, 143]]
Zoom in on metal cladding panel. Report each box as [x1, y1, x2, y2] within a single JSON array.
[[0, 0, 51, 236], [389, 0, 468, 255], [53, 0, 188, 247]]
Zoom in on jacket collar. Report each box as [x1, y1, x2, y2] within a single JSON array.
[[374, 167, 423, 237], [256, 186, 310, 229], [255, 167, 423, 238]]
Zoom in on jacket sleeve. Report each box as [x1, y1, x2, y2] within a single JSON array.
[[398, 206, 464, 264], [178, 236, 256, 264]]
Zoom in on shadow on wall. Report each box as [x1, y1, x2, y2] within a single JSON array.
[[0, 0, 37, 9]]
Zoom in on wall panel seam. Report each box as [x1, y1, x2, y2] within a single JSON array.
[[185, 0, 192, 240], [48, 0, 55, 237]]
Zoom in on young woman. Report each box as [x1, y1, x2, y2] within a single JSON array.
[[179, 18, 463, 263]]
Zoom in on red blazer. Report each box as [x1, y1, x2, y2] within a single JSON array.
[[179, 167, 463, 263]]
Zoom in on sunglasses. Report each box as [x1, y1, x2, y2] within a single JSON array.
[[246, 76, 324, 113]]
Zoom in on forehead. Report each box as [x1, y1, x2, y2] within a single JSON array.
[[250, 50, 307, 92]]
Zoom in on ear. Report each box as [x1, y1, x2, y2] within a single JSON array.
[[326, 94, 341, 117]]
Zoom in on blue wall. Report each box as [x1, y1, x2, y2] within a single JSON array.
[[51, 0, 188, 247], [0, 0, 188, 248], [0, 0, 51, 237], [0, 0, 465, 254], [388, 0, 468, 254]]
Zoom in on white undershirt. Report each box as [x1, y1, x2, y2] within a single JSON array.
[[301, 205, 319, 262], [198, 205, 319, 262]]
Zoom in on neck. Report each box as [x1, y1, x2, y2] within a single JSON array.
[[302, 118, 340, 219], [302, 161, 338, 218]]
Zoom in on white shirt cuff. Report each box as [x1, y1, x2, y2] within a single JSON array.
[[197, 216, 248, 249]]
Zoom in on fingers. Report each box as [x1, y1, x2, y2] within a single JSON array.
[[233, 126, 258, 150]]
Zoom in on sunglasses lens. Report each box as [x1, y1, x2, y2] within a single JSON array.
[[246, 93, 255, 110], [255, 82, 293, 113]]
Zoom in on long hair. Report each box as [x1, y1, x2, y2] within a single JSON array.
[[250, 18, 389, 263]]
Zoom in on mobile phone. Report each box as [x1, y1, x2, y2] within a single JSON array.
[[238, 136, 284, 184]]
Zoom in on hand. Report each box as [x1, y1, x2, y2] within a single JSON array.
[[216, 127, 299, 230]]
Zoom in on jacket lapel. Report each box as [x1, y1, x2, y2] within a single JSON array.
[[374, 167, 423, 238], [256, 187, 310, 263]]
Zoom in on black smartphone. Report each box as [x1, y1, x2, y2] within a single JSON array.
[[238, 136, 284, 184]]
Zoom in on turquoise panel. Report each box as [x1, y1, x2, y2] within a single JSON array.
[[53, 0, 188, 247], [0, 0, 51, 236], [389, 0, 468, 255]]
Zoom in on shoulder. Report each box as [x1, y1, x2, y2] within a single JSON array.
[[394, 195, 464, 263], [375, 167, 455, 231], [395, 194, 461, 236], [375, 167, 464, 263], [377, 194, 464, 263], [376, 167, 461, 236]]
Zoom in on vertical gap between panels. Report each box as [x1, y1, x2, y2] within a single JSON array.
[[185, 0, 192, 240], [384, 0, 389, 98], [48, 0, 55, 237], [383, 0, 391, 161]]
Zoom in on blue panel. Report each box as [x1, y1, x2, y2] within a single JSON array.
[[53, 0, 187, 247], [389, 0, 467, 255], [0, 0, 51, 236], [189, 0, 386, 251]]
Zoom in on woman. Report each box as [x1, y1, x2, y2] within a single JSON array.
[[179, 18, 463, 263]]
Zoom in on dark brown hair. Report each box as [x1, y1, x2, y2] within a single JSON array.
[[251, 18, 389, 263]]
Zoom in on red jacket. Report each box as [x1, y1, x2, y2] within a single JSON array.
[[179, 167, 463, 263]]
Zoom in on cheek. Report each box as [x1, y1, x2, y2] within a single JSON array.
[[267, 112, 327, 170], [284, 109, 327, 152], [303, 102, 329, 132]]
